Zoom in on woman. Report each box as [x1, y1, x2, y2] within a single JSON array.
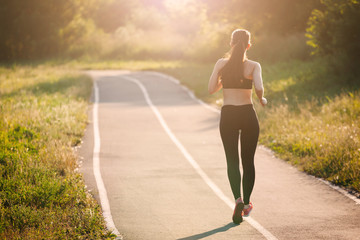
[[208, 29, 267, 224]]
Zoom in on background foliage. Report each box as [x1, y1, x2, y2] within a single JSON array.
[[307, 0, 360, 83], [0, 0, 323, 62]]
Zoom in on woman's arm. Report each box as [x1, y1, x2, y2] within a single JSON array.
[[208, 59, 225, 94], [253, 62, 266, 106]]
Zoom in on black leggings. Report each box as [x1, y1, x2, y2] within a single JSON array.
[[219, 104, 259, 205]]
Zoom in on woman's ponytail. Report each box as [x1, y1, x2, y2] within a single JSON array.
[[219, 29, 250, 79]]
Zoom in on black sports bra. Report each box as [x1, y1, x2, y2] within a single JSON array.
[[221, 75, 253, 89]]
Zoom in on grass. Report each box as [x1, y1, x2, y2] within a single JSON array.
[[0, 65, 114, 239], [256, 59, 359, 193], [51, 59, 184, 71], [259, 93, 360, 192]]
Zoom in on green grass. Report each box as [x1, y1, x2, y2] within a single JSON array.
[[256, 59, 359, 194], [0, 65, 114, 239], [51, 59, 184, 71], [259, 93, 360, 191]]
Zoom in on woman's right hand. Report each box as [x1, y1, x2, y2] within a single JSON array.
[[260, 97, 267, 107]]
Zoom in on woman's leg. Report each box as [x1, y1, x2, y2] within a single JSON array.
[[240, 110, 259, 205], [220, 111, 241, 200]]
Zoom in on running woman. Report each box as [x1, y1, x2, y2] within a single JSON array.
[[208, 29, 267, 224]]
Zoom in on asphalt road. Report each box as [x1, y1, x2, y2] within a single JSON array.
[[79, 70, 360, 240]]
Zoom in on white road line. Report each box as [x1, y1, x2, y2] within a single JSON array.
[[317, 178, 360, 204], [122, 75, 278, 240], [93, 81, 122, 239], [146, 71, 360, 206]]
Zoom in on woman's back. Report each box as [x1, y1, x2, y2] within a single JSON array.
[[209, 58, 263, 106]]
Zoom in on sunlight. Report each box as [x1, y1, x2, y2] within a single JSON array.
[[164, 0, 193, 12]]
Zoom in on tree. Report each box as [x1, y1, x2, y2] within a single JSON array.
[[0, 0, 100, 61], [94, 0, 136, 33], [307, 0, 360, 81], [202, 0, 321, 35]]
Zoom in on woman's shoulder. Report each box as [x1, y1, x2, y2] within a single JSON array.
[[214, 58, 228, 69], [245, 59, 261, 67], [216, 58, 228, 64]]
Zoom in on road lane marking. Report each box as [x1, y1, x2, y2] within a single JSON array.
[[317, 178, 360, 204], [122, 75, 278, 240], [93, 81, 122, 238], [147, 71, 360, 206]]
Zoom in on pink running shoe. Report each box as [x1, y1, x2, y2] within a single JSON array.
[[232, 198, 244, 224], [242, 202, 253, 217]]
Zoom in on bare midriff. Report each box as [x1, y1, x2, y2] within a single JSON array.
[[222, 88, 253, 106]]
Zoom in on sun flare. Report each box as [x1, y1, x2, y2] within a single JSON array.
[[164, 0, 193, 11]]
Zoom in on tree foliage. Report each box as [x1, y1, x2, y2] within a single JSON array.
[[94, 0, 136, 33], [307, 0, 360, 80], [0, 0, 100, 61], [203, 0, 321, 35], [2, 0, 353, 62]]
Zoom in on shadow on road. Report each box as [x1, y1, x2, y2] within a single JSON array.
[[177, 222, 239, 240]]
